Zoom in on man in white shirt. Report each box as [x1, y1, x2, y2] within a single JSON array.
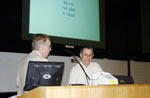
[[68, 47, 103, 85], [16, 34, 52, 95]]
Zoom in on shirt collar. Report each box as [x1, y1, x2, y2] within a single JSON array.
[[80, 62, 91, 68], [34, 50, 41, 56]]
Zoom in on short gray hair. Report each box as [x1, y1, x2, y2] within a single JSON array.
[[32, 34, 50, 50]]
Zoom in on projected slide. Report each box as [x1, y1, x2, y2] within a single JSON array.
[[29, 0, 100, 42]]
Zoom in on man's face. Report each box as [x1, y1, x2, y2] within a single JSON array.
[[80, 48, 94, 67], [40, 39, 52, 58]]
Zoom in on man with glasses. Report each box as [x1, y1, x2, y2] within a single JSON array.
[[68, 47, 103, 85], [16, 34, 52, 95]]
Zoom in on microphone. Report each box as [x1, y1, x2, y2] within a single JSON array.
[[65, 49, 90, 85]]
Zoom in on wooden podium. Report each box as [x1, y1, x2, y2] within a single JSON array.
[[17, 84, 150, 98]]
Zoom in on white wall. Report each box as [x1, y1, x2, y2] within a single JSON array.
[[93, 58, 128, 75], [0, 52, 128, 92], [0, 52, 27, 92]]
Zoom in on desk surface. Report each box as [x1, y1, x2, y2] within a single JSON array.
[[17, 84, 150, 98]]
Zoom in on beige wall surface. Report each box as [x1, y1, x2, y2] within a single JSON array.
[[130, 60, 150, 84], [1, 52, 148, 92]]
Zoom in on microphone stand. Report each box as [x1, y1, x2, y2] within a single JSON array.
[[66, 49, 90, 85]]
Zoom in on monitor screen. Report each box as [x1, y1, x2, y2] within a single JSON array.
[[24, 61, 64, 91]]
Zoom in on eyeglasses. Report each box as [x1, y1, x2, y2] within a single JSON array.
[[49, 45, 52, 48], [82, 53, 94, 57], [42, 44, 52, 48]]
